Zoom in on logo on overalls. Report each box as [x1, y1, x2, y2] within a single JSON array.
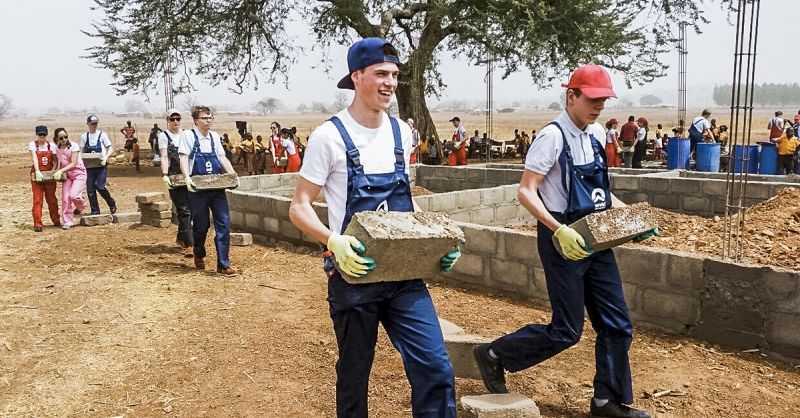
[[42, 156, 49, 166], [205, 161, 213, 173], [592, 188, 606, 210], [376, 200, 389, 212]]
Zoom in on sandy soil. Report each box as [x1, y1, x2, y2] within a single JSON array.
[[2, 149, 800, 417]]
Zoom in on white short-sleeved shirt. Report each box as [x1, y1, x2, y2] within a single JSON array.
[[524, 110, 606, 213], [636, 127, 646, 142], [158, 129, 184, 150], [281, 138, 297, 155], [691, 116, 711, 134], [79, 131, 112, 154], [654, 136, 663, 148], [28, 141, 57, 153], [177, 128, 226, 172], [452, 125, 466, 142], [605, 128, 617, 144], [300, 109, 413, 234]]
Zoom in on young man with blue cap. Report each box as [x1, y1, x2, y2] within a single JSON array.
[[80, 115, 117, 215], [289, 38, 458, 417], [473, 64, 655, 418]]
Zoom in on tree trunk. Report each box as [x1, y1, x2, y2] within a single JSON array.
[[397, 53, 443, 164]]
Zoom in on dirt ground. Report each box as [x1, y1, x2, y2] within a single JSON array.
[[2, 119, 800, 417]]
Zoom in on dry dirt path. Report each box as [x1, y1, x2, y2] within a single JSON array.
[[1, 154, 799, 417]]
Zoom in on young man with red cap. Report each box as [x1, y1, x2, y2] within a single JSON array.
[[474, 64, 654, 418], [289, 37, 458, 417]]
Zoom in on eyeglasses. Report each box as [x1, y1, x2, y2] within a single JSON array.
[[169, 117, 181, 122], [198, 116, 214, 121], [58, 135, 68, 139], [270, 126, 277, 129]]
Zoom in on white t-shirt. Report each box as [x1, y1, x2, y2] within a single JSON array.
[[79, 131, 112, 154], [281, 138, 297, 155], [524, 111, 606, 213], [177, 128, 226, 172], [452, 125, 466, 142], [28, 141, 57, 153], [158, 129, 184, 150], [636, 127, 646, 143], [300, 109, 413, 234], [605, 128, 617, 144], [691, 116, 711, 134], [654, 136, 663, 148]]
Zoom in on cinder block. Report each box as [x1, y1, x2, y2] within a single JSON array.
[[503, 185, 519, 203], [112, 212, 141, 223], [469, 208, 495, 225], [443, 333, 491, 379], [439, 317, 465, 335], [481, 188, 506, 206], [279, 220, 301, 240], [568, 203, 658, 254], [449, 211, 471, 223], [135, 192, 167, 204], [30, 170, 65, 183], [504, 232, 536, 261], [80, 214, 113, 226], [664, 252, 705, 290], [230, 232, 253, 246], [263, 217, 280, 233], [273, 198, 291, 218], [414, 196, 430, 212], [611, 176, 640, 191], [452, 253, 484, 277], [651, 193, 679, 209], [141, 218, 171, 228], [703, 180, 728, 196], [463, 226, 496, 256], [461, 394, 541, 418], [140, 209, 172, 220], [494, 205, 518, 222], [766, 312, 800, 358], [640, 177, 671, 193], [139, 201, 172, 211], [490, 258, 530, 293], [457, 190, 482, 209], [245, 213, 262, 230], [172, 173, 238, 190], [337, 211, 465, 284], [82, 153, 103, 169], [230, 210, 245, 227], [430, 193, 457, 212], [681, 196, 711, 213], [670, 178, 702, 194], [642, 289, 699, 327], [312, 203, 329, 226]]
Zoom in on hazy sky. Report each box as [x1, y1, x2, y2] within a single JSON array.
[[1, 0, 794, 114]]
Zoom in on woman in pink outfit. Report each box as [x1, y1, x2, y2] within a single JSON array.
[[53, 128, 86, 229]]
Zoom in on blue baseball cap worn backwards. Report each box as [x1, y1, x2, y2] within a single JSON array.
[[337, 38, 400, 90]]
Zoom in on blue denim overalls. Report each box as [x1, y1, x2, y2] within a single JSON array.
[[325, 116, 455, 418], [186, 129, 230, 269], [491, 121, 635, 405], [83, 131, 116, 214]]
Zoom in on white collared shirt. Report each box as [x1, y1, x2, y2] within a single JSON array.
[[177, 127, 225, 170], [524, 110, 606, 213]]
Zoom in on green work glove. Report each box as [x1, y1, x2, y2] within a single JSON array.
[[633, 227, 660, 243], [34, 171, 44, 182], [440, 248, 461, 272], [53, 170, 63, 181], [552, 225, 592, 261], [327, 232, 376, 277], [185, 175, 197, 193], [162, 175, 172, 189]]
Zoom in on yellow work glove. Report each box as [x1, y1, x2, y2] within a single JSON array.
[[53, 170, 63, 181], [162, 175, 172, 189], [616, 147, 623, 154], [185, 175, 197, 192], [34, 171, 44, 182], [552, 225, 592, 261], [100, 157, 107, 166], [327, 232, 376, 277]]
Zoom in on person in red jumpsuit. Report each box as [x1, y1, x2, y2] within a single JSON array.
[[29, 125, 60, 232]]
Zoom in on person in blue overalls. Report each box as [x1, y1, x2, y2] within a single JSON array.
[[288, 38, 460, 418], [79, 115, 117, 215], [473, 65, 656, 418], [159, 108, 193, 258], [178, 105, 238, 275]]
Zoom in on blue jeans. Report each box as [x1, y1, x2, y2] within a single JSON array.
[[490, 219, 634, 404], [85, 167, 116, 214], [327, 273, 456, 418], [187, 189, 230, 268]]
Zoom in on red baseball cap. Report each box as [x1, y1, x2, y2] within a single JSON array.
[[561, 64, 617, 99]]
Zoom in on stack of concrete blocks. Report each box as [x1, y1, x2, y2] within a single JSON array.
[[338, 211, 465, 283], [136, 192, 172, 228]]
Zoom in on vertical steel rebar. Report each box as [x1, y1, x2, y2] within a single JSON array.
[[678, 22, 688, 170], [485, 59, 494, 162]]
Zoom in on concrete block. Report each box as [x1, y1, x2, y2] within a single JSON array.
[[481, 188, 506, 206], [458, 190, 483, 209], [237, 175, 258, 191], [112, 212, 140, 223], [230, 232, 253, 246], [443, 333, 491, 380], [450, 167, 468, 179], [504, 170, 523, 184], [504, 232, 536, 261], [494, 205, 518, 222], [312, 203, 329, 226], [175, 173, 238, 190], [30, 170, 65, 183], [453, 253, 484, 277], [338, 211, 465, 284], [702, 180, 729, 196], [82, 153, 103, 168], [245, 213, 262, 230], [280, 220, 302, 240], [80, 214, 113, 226], [414, 196, 430, 212], [461, 394, 541, 418], [760, 269, 800, 310], [490, 259, 530, 293], [531, 267, 548, 298], [449, 210, 472, 223], [664, 252, 705, 290], [463, 226, 497, 256], [263, 217, 280, 233], [642, 289, 699, 327], [431, 193, 457, 212], [651, 193, 679, 209], [611, 176, 640, 191], [135, 192, 167, 204], [681, 196, 711, 213], [141, 218, 172, 228], [273, 197, 292, 219], [670, 178, 702, 194], [622, 283, 639, 311], [614, 247, 664, 286], [766, 312, 800, 358], [468, 168, 487, 181], [743, 183, 772, 200], [139, 200, 172, 211], [469, 208, 495, 225], [640, 177, 671, 193], [569, 203, 658, 253], [503, 185, 519, 203], [439, 317, 465, 335], [257, 175, 281, 190], [140, 209, 172, 220], [486, 170, 506, 186], [230, 210, 244, 227]]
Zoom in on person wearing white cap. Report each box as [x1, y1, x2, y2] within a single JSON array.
[[159, 108, 193, 257], [473, 64, 655, 418], [407, 118, 420, 164], [80, 115, 117, 215]]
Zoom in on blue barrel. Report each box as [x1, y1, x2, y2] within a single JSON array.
[[732, 144, 759, 174], [667, 137, 691, 170], [757, 142, 778, 175], [695, 142, 721, 172]]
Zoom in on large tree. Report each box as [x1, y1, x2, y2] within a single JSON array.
[[85, 0, 732, 143]]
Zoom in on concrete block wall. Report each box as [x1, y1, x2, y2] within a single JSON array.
[[414, 184, 531, 226], [415, 165, 522, 192], [438, 222, 800, 359]]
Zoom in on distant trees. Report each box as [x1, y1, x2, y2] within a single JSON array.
[[640, 94, 663, 106], [255, 97, 282, 115], [713, 83, 800, 107], [0, 94, 11, 119], [296, 103, 309, 113], [547, 102, 561, 111], [124, 99, 146, 113], [332, 92, 349, 112]]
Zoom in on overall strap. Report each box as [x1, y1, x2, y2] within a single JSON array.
[[164, 131, 172, 144], [389, 117, 404, 173], [330, 116, 365, 176], [550, 122, 572, 193], [190, 129, 201, 159]]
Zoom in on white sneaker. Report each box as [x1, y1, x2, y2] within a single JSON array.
[[62, 224, 72, 230]]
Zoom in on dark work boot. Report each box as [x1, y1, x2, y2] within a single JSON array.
[[590, 399, 651, 418], [473, 343, 507, 393]]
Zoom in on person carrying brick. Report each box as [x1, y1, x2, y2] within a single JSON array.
[[448, 116, 468, 165], [80, 115, 117, 215], [473, 64, 656, 418], [29, 125, 60, 232], [288, 38, 459, 418], [53, 128, 86, 229], [159, 108, 193, 257]]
